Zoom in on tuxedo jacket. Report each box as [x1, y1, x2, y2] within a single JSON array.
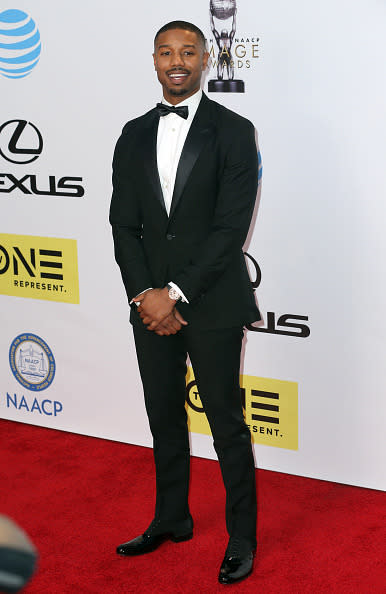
[[110, 92, 261, 329]]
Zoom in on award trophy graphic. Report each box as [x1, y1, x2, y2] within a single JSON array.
[[208, 0, 244, 93]]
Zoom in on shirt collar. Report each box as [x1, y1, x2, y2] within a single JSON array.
[[161, 89, 202, 122]]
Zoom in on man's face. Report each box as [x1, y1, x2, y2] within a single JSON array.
[[153, 29, 209, 104]]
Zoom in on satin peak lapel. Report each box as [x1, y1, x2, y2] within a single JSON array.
[[169, 104, 213, 220], [142, 111, 168, 216]]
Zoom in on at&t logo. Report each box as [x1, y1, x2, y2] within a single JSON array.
[[0, 9, 41, 79]]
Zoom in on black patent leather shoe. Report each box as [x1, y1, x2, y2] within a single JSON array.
[[218, 537, 255, 584], [116, 516, 193, 556]]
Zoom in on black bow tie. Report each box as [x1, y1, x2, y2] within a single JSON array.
[[156, 103, 189, 120]]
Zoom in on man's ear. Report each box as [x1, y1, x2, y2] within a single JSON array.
[[203, 51, 210, 70]]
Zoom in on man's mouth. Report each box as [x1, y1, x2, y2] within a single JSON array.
[[167, 71, 189, 84]]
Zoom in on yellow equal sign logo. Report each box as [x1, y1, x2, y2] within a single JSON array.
[[0, 233, 79, 304], [185, 368, 298, 451]]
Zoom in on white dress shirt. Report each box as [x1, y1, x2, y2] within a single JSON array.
[[157, 90, 202, 215], [133, 90, 202, 305], [157, 90, 202, 303]]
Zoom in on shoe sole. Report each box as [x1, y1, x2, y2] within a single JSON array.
[[170, 531, 193, 543], [116, 532, 193, 556]]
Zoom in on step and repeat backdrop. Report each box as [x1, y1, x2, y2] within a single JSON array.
[[1, 1, 385, 490]]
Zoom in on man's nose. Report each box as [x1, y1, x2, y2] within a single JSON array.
[[171, 52, 185, 67]]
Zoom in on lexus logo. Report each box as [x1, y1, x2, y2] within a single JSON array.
[[0, 120, 43, 164], [244, 252, 311, 338], [0, 119, 85, 198], [244, 251, 261, 289]]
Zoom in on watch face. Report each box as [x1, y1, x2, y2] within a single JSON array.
[[168, 287, 180, 301]]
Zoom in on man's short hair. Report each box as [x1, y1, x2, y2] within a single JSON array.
[[154, 21, 206, 50]]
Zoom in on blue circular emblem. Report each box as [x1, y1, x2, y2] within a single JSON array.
[[9, 333, 56, 392], [0, 9, 41, 79]]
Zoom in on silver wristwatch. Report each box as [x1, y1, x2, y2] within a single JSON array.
[[167, 284, 181, 301]]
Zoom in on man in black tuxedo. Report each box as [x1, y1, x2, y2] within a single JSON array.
[[110, 21, 260, 585]]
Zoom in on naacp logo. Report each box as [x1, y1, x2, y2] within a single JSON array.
[[9, 333, 56, 392], [0, 120, 43, 164], [0, 9, 41, 79]]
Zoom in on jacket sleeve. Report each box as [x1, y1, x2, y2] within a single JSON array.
[[173, 120, 259, 302], [109, 130, 153, 302]]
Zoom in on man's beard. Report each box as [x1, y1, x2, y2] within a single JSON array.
[[168, 87, 190, 97]]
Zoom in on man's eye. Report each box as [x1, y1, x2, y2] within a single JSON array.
[[184, 51, 193, 55], [161, 51, 170, 56]]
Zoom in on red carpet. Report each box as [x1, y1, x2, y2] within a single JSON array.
[[1, 419, 385, 593]]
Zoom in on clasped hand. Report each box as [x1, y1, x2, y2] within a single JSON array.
[[133, 288, 188, 336]]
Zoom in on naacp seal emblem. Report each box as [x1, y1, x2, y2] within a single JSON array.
[[9, 333, 56, 391]]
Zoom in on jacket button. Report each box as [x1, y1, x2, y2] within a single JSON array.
[[166, 233, 175, 240]]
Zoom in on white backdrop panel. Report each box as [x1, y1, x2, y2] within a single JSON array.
[[1, 0, 385, 490]]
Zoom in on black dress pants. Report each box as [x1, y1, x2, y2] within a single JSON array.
[[132, 318, 257, 547]]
